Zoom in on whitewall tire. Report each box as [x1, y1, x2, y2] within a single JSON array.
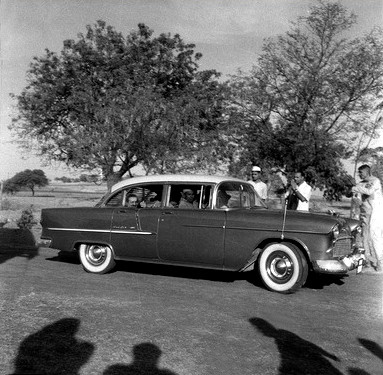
[[258, 242, 308, 294], [79, 244, 116, 274]]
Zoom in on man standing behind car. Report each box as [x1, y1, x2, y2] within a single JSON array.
[[287, 171, 312, 211], [249, 166, 268, 205], [352, 164, 383, 272]]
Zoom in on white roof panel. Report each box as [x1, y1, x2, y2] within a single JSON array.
[[111, 174, 248, 192]]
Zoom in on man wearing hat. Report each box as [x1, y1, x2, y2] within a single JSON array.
[[249, 166, 268, 204], [179, 188, 199, 209]]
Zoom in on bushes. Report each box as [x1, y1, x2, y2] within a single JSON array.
[[16, 208, 36, 229]]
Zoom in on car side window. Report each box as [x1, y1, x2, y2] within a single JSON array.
[[104, 190, 124, 207], [167, 184, 212, 209], [216, 182, 255, 208], [128, 184, 164, 208], [104, 184, 164, 208]]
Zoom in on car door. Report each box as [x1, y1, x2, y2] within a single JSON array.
[[109, 184, 162, 260], [157, 184, 226, 267]]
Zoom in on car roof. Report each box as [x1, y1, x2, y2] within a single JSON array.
[[111, 174, 249, 192]]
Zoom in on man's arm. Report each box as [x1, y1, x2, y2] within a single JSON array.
[[291, 181, 310, 202], [352, 179, 380, 196]]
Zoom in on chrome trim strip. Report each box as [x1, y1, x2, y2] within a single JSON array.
[[47, 228, 153, 235], [226, 226, 328, 235], [48, 228, 110, 233], [111, 230, 153, 235]]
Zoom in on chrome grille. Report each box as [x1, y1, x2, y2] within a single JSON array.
[[333, 237, 352, 257]]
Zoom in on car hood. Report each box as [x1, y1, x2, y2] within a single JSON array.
[[229, 208, 342, 234]]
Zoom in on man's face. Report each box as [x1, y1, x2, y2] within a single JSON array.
[[358, 168, 369, 180], [184, 191, 194, 203], [294, 173, 304, 185], [251, 171, 261, 181], [127, 197, 138, 207]]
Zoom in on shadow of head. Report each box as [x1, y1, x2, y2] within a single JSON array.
[[133, 342, 162, 366], [13, 317, 94, 374], [249, 317, 277, 338]]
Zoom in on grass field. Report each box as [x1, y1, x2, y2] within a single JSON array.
[[0, 183, 107, 238]]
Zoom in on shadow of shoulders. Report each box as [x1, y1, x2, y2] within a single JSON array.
[[0, 228, 38, 264], [11, 317, 94, 374], [0, 228, 38, 250], [249, 317, 343, 375], [103, 342, 178, 375]]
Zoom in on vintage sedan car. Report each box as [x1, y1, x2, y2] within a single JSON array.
[[40, 174, 364, 293]]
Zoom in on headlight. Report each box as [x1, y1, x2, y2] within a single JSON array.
[[332, 224, 340, 240]]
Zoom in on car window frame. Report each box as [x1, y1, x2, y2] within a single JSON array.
[[164, 183, 214, 209], [214, 181, 255, 209], [102, 183, 165, 208]]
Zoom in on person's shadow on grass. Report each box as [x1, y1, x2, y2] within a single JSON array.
[[103, 342, 178, 375], [348, 338, 383, 375], [12, 318, 94, 374], [250, 317, 342, 375], [0, 228, 38, 265]]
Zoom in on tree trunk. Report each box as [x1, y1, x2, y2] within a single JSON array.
[[106, 173, 122, 191]]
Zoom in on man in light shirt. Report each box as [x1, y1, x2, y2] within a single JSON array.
[[287, 171, 312, 211], [352, 164, 383, 272], [248, 166, 268, 205]]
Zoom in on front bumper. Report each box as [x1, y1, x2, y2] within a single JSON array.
[[312, 260, 349, 274], [313, 249, 366, 274]]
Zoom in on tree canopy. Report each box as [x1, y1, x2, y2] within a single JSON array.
[[4, 169, 49, 196], [227, 0, 383, 196], [11, 21, 227, 189]]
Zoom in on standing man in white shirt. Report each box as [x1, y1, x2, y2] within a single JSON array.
[[352, 164, 383, 272], [288, 171, 312, 211], [249, 166, 268, 205]]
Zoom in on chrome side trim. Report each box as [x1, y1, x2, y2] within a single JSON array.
[[47, 228, 153, 235], [112, 230, 153, 235]]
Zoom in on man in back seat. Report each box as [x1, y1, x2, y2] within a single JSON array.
[[179, 189, 198, 209]]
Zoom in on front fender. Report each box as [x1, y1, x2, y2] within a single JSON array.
[[238, 236, 312, 272]]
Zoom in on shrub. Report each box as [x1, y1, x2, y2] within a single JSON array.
[[16, 208, 36, 229]]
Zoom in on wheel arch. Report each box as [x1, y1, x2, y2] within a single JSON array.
[[242, 236, 312, 271]]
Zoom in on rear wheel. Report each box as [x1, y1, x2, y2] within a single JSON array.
[[258, 242, 308, 293], [79, 244, 116, 274]]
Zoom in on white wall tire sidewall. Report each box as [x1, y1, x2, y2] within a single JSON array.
[[258, 243, 301, 293], [79, 244, 114, 274]]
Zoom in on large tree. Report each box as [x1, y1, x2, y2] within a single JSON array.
[[228, 1, 383, 195], [10, 21, 226, 189], [5, 169, 49, 196]]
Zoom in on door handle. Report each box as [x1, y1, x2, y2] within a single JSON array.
[[162, 211, 174, 215]]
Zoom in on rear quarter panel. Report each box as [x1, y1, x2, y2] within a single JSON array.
[[41, 207, 114, 252]]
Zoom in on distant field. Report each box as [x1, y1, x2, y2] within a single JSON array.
[[0, 183, 108, 228]]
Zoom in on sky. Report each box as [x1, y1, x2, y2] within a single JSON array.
[[1, 0, 383, 181]]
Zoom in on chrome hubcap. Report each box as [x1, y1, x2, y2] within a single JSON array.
[[86, 245, 107, 266], [267, 252, 294, 283]]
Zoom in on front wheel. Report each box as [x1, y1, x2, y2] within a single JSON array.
[[258, 242, 308, 294], [79, 244, 116, 274]]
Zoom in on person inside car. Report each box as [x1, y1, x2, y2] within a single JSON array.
[[140, 192, 161, 208], [126, 194, 139, 208], [179, 189, 199, 209], [217, 189, 231, 208]]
